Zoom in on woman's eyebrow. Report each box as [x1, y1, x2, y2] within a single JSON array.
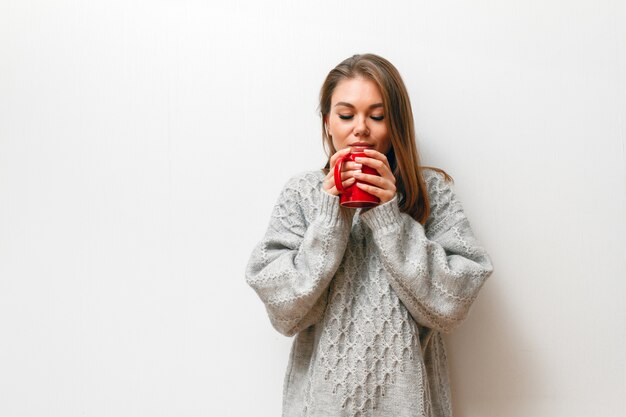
[[334, 102, 383, 109]]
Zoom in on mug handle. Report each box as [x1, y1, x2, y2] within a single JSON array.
[[334, 154, 349, 193]]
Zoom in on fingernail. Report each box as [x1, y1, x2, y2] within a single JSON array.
[[354, 163, 363, 169]]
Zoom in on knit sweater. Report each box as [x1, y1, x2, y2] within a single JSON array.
[[245, 168, 494, 417]]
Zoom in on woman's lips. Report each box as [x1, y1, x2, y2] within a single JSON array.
[[349, 144, 373, 153]]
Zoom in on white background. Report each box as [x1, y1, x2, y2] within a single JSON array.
[[1, 1, 625, 416]]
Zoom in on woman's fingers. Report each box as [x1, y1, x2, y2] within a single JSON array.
[[355, 181, 396, 202], [324, 149, 364, 196], [354, 153, 393, 180], [353, 149, 397, 204], [328, 147, 352, 170], [353, 172, 388, 188], [323, 173, 355, 196], [333, 168, 359, 182], [332, 161, 362, 180], [342, 160, 363, 171], [337, 176, 356, 192], [325, 148, 396, 200], [362, 148, 390, 163]]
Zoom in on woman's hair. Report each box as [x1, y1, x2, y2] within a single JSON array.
[[320, 53, 453, 225]]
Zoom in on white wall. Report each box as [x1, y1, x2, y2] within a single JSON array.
[[1, 1, 624, 416]]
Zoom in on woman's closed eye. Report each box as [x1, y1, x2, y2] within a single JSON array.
[[338, 114, 385, 121]]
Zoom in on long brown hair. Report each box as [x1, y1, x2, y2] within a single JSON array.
[[320, 53, 452, 225]]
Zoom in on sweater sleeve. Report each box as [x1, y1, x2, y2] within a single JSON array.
[[245, 173, 354, 337], [359, 171, 494, 334]]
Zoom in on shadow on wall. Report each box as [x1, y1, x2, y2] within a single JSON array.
[[447, 278, 537, 417]]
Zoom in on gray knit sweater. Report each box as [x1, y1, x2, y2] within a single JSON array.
[[245, 168, 494, 417]]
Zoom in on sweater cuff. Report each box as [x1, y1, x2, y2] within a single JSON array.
[[318, 189, 353, 227], [360, 194, 402, 231]]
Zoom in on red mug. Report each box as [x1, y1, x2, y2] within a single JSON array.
[[333, 151, 381, 208]]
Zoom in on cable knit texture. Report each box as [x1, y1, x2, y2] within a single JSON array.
[[246, 168, 494, 417]]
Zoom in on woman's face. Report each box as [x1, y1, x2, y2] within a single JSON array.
[[325, 77, 391, 155]]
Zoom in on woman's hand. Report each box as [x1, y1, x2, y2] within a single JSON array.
[[323, 148, 363, 196], [353, 148, 397, 204]]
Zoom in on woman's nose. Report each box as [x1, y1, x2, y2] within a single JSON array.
[[354, 116, 370, 136]]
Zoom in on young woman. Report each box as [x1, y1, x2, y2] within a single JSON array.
[[245, 54, 494, 417]]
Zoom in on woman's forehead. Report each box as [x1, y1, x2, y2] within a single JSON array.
[[332, 77, 383, 105]]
